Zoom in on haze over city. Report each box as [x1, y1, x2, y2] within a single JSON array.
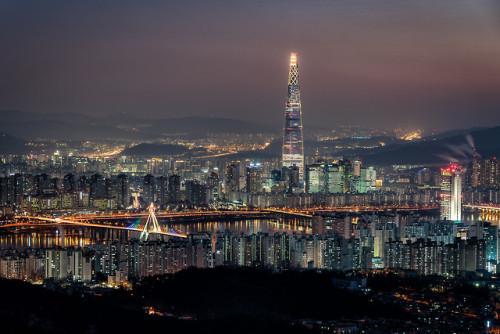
[[2, 0, 500, 129]]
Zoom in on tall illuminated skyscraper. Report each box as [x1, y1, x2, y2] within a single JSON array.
[[282, 52, 304, 181], [440, 165, 462, 221]]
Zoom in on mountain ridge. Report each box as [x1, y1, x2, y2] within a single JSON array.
[[0, 111, 278, 140]]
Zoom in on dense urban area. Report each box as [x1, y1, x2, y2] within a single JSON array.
[[1, 139, 500, 333]]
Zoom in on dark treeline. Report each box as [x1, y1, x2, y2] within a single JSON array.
[[136, 267, 410, 321], [0, 268, 413, 334]]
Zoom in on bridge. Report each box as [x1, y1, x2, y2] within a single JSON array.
[[0, 209, 288, 235], [266, 205, 438, 217], [1, 208, 288, 238], [0, 205, 441, 237], [263, 209, 313, 218], [2, 204, 188, 239], [137, 204, 187, 240], [68, 209, 274, 221], [60, 205, 436, 222], [463, 204, 500, 214], [302, 205, 439, 213]]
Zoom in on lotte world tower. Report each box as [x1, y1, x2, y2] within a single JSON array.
[[282, 53, 305, 180]]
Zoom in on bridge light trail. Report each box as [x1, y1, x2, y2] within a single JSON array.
[[1, 206, 441, 238], [3, 215, 187, 238]]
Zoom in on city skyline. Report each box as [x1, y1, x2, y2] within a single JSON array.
[[2, 2, 500, 332], [1, 1, 500, 130]]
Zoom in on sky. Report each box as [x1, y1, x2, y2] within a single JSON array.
[[1, 0, 500, 130]]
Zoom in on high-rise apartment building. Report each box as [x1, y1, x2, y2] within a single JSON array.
[[142, 174, 155, 205], [116, 174, 130, 209], [45, 249, 68, 282], [157, 176, 168, 209], [226, 164, 240, 193], [469, 156, 499, 189], [168, 174, 181, 203]]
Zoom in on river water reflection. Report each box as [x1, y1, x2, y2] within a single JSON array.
[[0, 218, 310, 251], [1, 211, 498, 251]]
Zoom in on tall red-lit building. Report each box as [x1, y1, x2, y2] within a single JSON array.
[[440, 165, 462, 221]]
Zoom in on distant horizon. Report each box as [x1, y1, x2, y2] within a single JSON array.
[[1, 109, 498, 133], [2, 1, 500, 131]]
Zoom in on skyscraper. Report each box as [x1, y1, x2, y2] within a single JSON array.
[[168, 174, 181, 203], [226, 164, 240, 193], [440, 165, 462, 221], [468, 156, 499, 189], [245, 163, 263, 194], [116, 174, 130, 209], [142, 174, 156, 205], [282, 53, 304, 181], [158, 176, 168, 209], [305, 162, 326, 194]]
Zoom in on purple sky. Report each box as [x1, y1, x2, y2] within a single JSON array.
[[1, 0, 500, 130]]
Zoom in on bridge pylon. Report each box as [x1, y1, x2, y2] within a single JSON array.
[[140, 203, 162, 241]]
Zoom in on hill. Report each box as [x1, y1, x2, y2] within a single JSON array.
[[344, 125, 500, 165], [0, 133, 28, 155], [0, 111, 277, 140]]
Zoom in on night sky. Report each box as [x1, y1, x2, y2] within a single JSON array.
[[2, 0, 500, 130]]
